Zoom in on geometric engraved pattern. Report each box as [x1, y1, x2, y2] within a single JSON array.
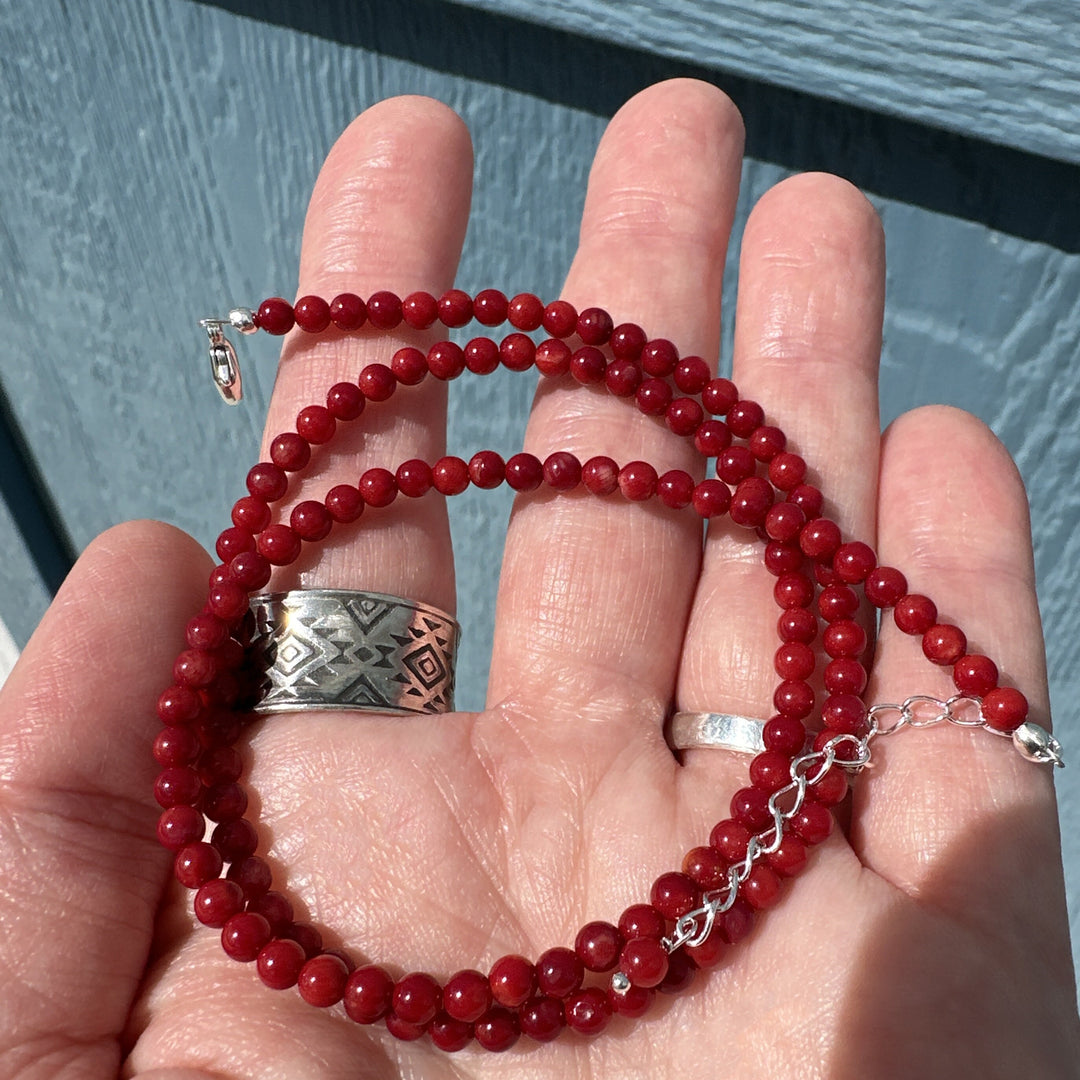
[[247, 589, 459, 714]]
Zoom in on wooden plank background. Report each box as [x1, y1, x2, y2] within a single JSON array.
[[1, 0, 1078, 979]]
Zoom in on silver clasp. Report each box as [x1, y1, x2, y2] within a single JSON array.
[[199, 308, 256, 405]]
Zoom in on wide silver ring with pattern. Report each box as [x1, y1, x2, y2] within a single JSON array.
[[247, 590, 459, 714]]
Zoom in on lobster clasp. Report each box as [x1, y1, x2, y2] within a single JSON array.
[[200, 309, 255, 404]]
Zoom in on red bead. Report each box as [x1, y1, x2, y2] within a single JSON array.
[[572, 921, 623, 973], [290, 500, 332, 542], [674, 355, 710, 394], [604, 358, 641, 397], [792, 799, 833, 845], [742, 864, 782, 909], [702, 377, 737, 415], [296, 404, 335, 444], [473, 1007, 519, 1052], [833, 541, 876, 584], [865, 565, 908, 608], [818, 584, 860, 623], [813, 729, 864, 763], [923, 623, 967, 665], [535, 338, 572, 377], [329, 292, 365, 331], [156, 804, 204, 850], [692, 479, 731, 518], [325, 484, 364, 524], [385, 1013, 426, 1041], [358, 363, 396, 401], [231, 496, 271, 533], [489, 955, 536, 1008], [694, 419, 732, 457], [767, 834, 808, 877], [393, 972, 442, 1026], [577, 306, 614, 345], [255, 297, 294, 335], [774, 679, 815, 719], [270, 432, 310, 472], [359, 467, 397, 507], [610, 322, 646, 360], [727, 399, 764, 438], [954, 654, 999, 696], [765, 502, 806, 543], [507, 293, 543, 331], [762, 716, 805, 759], [473, 288, 508, 326], [298, 953, 350, 1007], [657, 469, 695, 510], [750, 749, 793, 793], [173, 649, 218, 689], [731, 786, 773, 830], [257, 524, 302, 566], [800, 518, 842, 560], [775, 641, 814, 681], [565, 987, 612, 1036], [650, 871, 701, 920], [894, 593, 937, 635], [246, 462, 288, 502], [207, 581, 248, 622], [226, 854, 272, 900], [202, 781, 248, 822], [366, 290, 402, 329], [618, 461, 658, 501], [437, 288, 473, 327], [221, 912, 271, 962], [429, 1013, 473, 1052], [570, 345, 606, 383], [542, 299, 577, 338], [774, 572, 814, 610], [611, 984, 654, 1021], [582, 456, 620, 496], [788, 483, 824, 519], [215, 526, 254, 564], [981, 687, 1029, 732], [824, 657, 868, 696], [635, 377, 673, 416], [154, 725, 200, 767], [685, 931, 726, 969], [392, 459, 430, 499], [519, 995, 565, 1042], [777, 606, 817, 644], [617, 904, 666, 941], [211, 817, 257, 863], [822, 693, 867, 734], [640, 339, 678, 377], [468, 450, 505, 489], [730, 476, 774, 528], [666, 397, 704, 437], [432, 456, 470, 495], [710, 817, 752, 862], [194, 878, 245, 928], [389, 348, 428, 389], [505, 452, 543, 492], [401, 290, 437, 329], [716, 445, 756, 484], [293, 294, 331, 333], [283, 922, 323, 959], [175, 842, 223, 889], [543, 451, 581, 490], [682, 845, 727, 890], [344, 965, 395, 1023], [155, 766, 201, 808], [619, 937, 668, 988], [823, 619, 867, 659], [428, 340, 467, 379], [443, 969, 492, 1023], [247, 891, 293, 935], [465, 336, 500, 375], [257, 937, 306, 990], [768, 452, 807, 491], [813, 765, 850, 806], [536, 947, 583, 998], [749, 424, 786, 461]]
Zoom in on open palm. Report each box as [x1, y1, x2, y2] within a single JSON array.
[[2, 81, 1078, 1080]]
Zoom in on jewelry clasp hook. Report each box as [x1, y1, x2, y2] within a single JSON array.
[[199, 308, 256, 405]]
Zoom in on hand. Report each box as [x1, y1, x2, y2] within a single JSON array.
[[2, 80, 1077, 1079]]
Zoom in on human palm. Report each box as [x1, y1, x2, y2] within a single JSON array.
[[2, 81, 1077, 1079]]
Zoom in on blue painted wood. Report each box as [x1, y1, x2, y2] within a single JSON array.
[[450, 0, 1080, 165], [1, 0, 1079, 980]]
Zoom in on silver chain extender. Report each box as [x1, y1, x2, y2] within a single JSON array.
[[607, 695, 1063, 990]]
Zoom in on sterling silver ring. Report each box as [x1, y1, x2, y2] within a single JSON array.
[[248, 589, 459, 714], [668, 711, 769, 754]]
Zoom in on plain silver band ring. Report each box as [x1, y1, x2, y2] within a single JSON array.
[[668, 712, 768, 754], [247, 589, 459, 714]]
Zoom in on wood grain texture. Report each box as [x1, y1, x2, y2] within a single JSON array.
[[449, 0, 1080, 165], [1, 0, 1079, 977]]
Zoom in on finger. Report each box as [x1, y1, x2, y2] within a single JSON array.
[[853, 407, 1071, 978], [260, 96, 473, 612], [677, 175, 884, 795], [0, 521, 210, 1072], [489, 79, 745, 733]]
